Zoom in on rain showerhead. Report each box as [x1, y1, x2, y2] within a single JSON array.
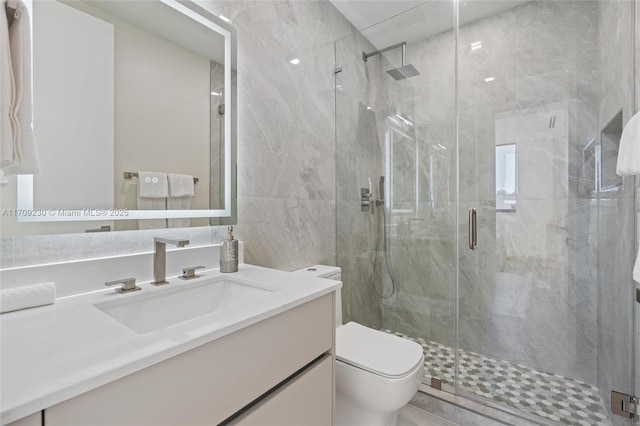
[[387, 64, 420, 81], [362, 42, 421, 81]]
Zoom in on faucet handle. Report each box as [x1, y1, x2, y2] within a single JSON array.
[[180, 266, 205, 280], [105, 277, 141, 294]]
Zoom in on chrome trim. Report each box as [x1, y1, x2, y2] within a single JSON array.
[[180, 265, 205, 280], [105, 277, 140, 294], [153, 237, 190, 285]]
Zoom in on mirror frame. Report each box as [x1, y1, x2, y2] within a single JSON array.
[[16, 0, 236, 223]]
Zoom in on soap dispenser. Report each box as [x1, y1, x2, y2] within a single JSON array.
[[220, 226, 238, 273]]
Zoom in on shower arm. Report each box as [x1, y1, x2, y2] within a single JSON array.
[[362, 42, 407, 67]]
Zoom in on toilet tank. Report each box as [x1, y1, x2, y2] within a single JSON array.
[[292, 265, 343, 326]]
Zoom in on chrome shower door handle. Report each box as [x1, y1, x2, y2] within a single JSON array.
[[468, 208, 477, 250]]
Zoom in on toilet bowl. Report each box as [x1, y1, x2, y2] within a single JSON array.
[[293, 265, 424, 426]]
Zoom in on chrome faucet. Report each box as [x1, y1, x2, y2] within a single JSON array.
[[153, 237, 189, 285]]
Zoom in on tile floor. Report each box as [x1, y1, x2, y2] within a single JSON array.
[[385, 330, 611, 426], [398, 404, 457, 426]]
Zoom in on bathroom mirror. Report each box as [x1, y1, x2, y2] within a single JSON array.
[[0, 0, 236, 235]]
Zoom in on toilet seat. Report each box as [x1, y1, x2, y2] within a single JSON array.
[[336, 322, 424, 379]]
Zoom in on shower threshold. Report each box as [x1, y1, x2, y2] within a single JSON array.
[[383, 330, 610, 426]]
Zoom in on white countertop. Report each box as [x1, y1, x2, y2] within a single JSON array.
[[0, 264, 341, 424]]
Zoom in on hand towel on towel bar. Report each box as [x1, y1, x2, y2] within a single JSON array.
[[168, 173, 195, 197], [167, 174, 194, 228], [137, 171, 168, 229]]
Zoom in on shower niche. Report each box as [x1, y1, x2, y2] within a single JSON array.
[[599, 110, 624, 192]]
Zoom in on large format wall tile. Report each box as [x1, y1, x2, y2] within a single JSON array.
[[335, 30, 384, 329], [596, 1, 636, 421], [366, 0, 607, 386]]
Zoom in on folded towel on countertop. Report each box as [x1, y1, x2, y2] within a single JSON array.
[[0, 282, 56, 313]]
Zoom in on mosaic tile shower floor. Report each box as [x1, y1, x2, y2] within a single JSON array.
[[383, 330, 611, 426]]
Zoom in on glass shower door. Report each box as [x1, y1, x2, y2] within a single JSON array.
[[334, 3, 458, 393], [456, 0, 636, 424]]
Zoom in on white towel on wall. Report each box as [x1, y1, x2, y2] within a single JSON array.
[[167, 174, 194, 228], [137, 197, 167, 230], [167, 196, 191, 228], [1, 0, 15, 165], [2, 0, 39, 175], [616, 111, 640, 176], [137, 171, 168, 229], [168, 173, 195, 197], [137, 171, 169, 198]]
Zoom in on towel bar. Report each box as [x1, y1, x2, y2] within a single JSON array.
[[124, 171, 198, 184]]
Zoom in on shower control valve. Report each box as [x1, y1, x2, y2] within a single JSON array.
[[360, 187, 372, 212]]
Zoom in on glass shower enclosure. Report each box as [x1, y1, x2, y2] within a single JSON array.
[[335, 1, 636, 425]]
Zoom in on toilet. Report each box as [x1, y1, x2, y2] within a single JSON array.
[[293, 265, 424, 426]]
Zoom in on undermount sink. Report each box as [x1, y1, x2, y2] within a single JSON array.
[[95, 276, 274, 333]]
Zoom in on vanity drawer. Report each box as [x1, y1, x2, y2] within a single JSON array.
[[227, 353, 333, 426], [45, 293, 334, 426]]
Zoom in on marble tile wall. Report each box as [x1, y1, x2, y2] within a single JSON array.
[[334, 31, 384, 328], [365, 0, 604, 384], [374, 29, 457, 347], [596, 1, 636, 423], [1, 1, 354, 274]]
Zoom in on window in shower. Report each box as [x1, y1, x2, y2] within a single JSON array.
[[387, 126, 418, 214], [495, 143, 517, 212]]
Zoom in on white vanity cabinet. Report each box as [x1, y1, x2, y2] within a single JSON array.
[[42, 293, 335, 426], [5, 413, 41, 426], [227, 354, 333, 425]]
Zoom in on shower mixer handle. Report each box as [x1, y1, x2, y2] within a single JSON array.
[[360, 178, 376, 214]]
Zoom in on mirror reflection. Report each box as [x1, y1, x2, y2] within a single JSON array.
[[0, 0, 236, 236]]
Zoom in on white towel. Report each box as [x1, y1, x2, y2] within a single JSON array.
[[2, 0, 39, 175], [137, 171, 169, 198], [0, 282, 56, 313], [137, 197, 167, 229], [167, 196, 191, 228], [616, 111, 640, 176], [137, 171, 168, 229], [168, 173, 195, 197], [166, 174, 193, 228], [1, 0, 16, 166]]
